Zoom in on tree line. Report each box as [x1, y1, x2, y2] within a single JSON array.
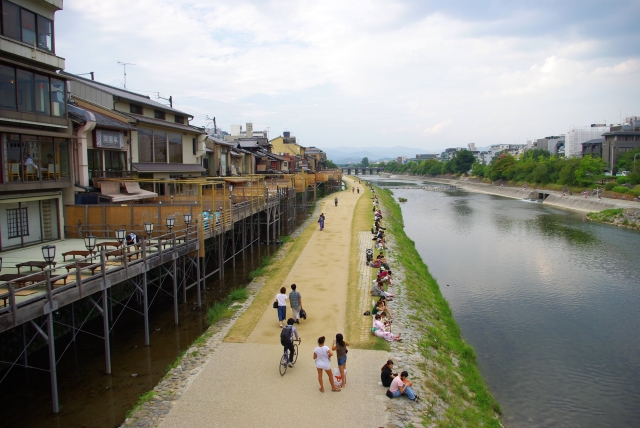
[[383, 149, 640, 194]]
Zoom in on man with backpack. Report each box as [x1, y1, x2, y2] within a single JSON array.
[[280, 318, 300, 367]]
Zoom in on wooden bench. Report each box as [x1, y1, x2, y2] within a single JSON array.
[[62, 250, 93, 261]]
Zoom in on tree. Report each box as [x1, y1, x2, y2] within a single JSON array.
[[575, 155, 606, 186], [361, 157, 369, 167], [452, 150, 476, 174], [325, 159, 337, 169], [490, 153, 516, 181]]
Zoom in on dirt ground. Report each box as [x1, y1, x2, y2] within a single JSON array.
[[159, 177, 389, 428]]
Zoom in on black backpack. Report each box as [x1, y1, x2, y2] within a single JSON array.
[[280, 325, 293, 345]]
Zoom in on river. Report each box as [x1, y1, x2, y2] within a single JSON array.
[[368, 176, 640, 428]]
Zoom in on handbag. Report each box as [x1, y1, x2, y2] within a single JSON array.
[[273, 300, 278, 309], [300, 308, 307, 319]]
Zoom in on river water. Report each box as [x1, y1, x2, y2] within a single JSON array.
[[368, 176, 640, 428]]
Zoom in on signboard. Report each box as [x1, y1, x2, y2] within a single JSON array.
[[96, 130, 125, 149]]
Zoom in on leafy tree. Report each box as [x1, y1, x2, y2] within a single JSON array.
[[490, 153, 516, 181], [361, 157, 370, 167], [471, 162, 486, 177], [325, 159, 337, 169], [452, 150, 476, 174], [615, 148, 640, 173], [575, 155, 606, 186]]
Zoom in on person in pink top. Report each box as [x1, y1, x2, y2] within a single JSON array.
[[387, 371, 419, 402]]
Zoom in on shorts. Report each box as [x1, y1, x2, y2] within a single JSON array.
[[337, 355, 347, 366]]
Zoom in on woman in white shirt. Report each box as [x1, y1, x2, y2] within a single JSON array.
[[313, 336, 340, 392], [276, 287, 288, 328]]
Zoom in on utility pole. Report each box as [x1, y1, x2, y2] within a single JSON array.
[[157, 93, 173, 108], [117, 61, 135, 90]]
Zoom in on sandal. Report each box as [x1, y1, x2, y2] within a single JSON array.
[[332, 388, 341, 392]]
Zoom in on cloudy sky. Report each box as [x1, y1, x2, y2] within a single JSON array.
[[56, 0, 640, 152]]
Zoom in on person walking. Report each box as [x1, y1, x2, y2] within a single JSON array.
[[357, 188, 359, 194], [332, 333, 349, 387], [289, 284, 302, 324], [334, 197, 338, 207], [352, 187, 355, 193], [318, 213, 325, 231], [387, 371, 419, 402], [276, 287, 288, 328], [313, 336, 340, 392]]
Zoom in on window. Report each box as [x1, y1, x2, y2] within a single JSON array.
[[7, 207, 29, 238], [175, 115, 184, 124], [88, 148, 102, 181], [2, 1, 20, 40], [0, 64, 16, 110], [192, 138, 196, 155], [138, 128, 152, 162], [36, 15, 52, 51], [105, 150, 126, 172], [16, 69, 34, 112], [1, 2, 54, 52], [50, 78, 65, 116], [168, 132, 182, 163], [154, 110, 165, 120], [20, 8, 35, 45], [153, 131, 167, 162], [2, 133, 69, 182], [34, 74, 50, 115], [130, 104, 142, 114]]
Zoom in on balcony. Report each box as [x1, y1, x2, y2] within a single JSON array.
[[0, 35, 65, 70]]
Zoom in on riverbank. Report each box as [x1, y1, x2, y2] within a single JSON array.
[[382, 174, 640, 213], [372, 183, 502, 427]]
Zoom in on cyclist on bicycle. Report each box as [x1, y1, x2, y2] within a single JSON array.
[[280, 318, 300, 367]]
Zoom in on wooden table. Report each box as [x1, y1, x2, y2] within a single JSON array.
[[15, 261, 56, 274], [64, 263, 101, 284], [62, 250, 93, 261], [96, 242, 122, 250], [0, 273, 47, 287]]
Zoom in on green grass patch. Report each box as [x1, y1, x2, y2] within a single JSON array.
[[375, 185, 501, 427], [125, 391, 156, 419], [206, 287, 250, 325], [228, 287, 249, 301], [248, 255, 275, 280], [398, 197, 407, 202], [587, 208, 623, 223]]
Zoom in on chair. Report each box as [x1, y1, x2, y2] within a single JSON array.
[[25, 164, 37, 181], [49, 164, 61, 180], [8, 163, 20, 181]]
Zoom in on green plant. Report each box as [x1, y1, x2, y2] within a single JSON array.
[[249, 254, 274, 280], [398, 197, 407, 202], [126, 391, 156, 419], [612, 186, 629, 194], [617, 176, 629, 185], [605, 182, 616, 191], [228, 287, 249, 301]]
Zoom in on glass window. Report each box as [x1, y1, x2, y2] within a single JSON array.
[[153, 131, 167, 163], [130, 104, 142, 114], [20, 8, 35, 45], [36, 15, 53, 51], [3, 133, 22, 182], [50, 78, 65, 117], [38, 136, 54, 179], [2, 1, 20, 40], [175, 115, 184, 124], [16, 69, 34, 112], [154, 110, 165, 120], [0, 64, 17, 110], [168, 132, 182, 163], [21, 134, 39, 180], [55, 138, 69, 180], [7, 207, 29, 238], [34, 74, 50, 115], [138, 128, 152, 162], [88, 148, 102, 181], [105, 150, 126, 172]]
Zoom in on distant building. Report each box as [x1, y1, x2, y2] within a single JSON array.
[[581, 138, 604, 159], [468, 143, 477, 151], [416, 154, 438, 160], [533, 136, 564, 155], [601, 117, 640, 173], [565, 124, 609, 158]]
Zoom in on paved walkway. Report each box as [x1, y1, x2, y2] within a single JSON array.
[[159, 178, 389, 428]]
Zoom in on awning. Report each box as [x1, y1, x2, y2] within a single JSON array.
[[230, 150, 242, 157], [223, 178, 251, 183], [99, 181, 158, 202]]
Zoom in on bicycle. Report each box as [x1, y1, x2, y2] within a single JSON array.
[[279, 338, 301, 376]]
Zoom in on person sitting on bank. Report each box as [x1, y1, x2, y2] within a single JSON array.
[[372, 314, 401, 342], [387, 371, 419, 402], [371, 280, 394, 299], [381, 360, 397, 387], [372, 297, 394, 320]]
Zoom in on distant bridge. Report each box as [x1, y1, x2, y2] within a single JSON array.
[[342, 167, 384, 175]]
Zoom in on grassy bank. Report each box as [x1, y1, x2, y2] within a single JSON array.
[[587, 208, 640, 230], [375, 186, 501, 426]]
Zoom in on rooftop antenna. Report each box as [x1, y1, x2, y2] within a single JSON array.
[[156, 93, 173, 108], [117, 61, 135, 90]]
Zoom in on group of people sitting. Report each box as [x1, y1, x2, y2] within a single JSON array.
[[380, 359, 420, 402], [367, 195, 401, 342]]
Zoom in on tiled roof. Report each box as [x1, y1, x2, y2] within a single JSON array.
[[132, 163, 205, 173], [92, 111, 137, 130], [61, 71, 194, 117], [126, 114, 205, 134], [207, 136, 236, 147]]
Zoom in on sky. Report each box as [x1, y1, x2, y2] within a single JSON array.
[[56, 0, 640, 153]]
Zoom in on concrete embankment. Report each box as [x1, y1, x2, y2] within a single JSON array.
[[390, 175, 640, 213]]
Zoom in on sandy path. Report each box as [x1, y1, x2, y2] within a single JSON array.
[[160, 177, 388, 428]]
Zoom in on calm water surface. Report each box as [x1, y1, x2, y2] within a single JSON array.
[[368, 176, 640, 428]]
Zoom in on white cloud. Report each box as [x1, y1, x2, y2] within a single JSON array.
[[56, 0, 640, 152]]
